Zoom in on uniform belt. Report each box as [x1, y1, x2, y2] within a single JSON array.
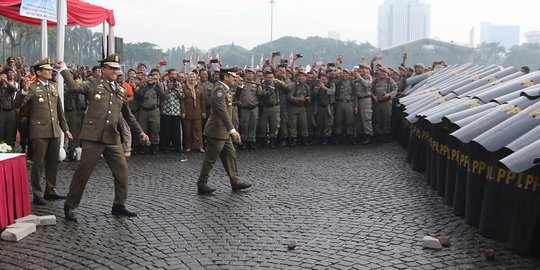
[[142, 106, 158, 111], [241, 105, 257, 110], [1, 108, 13, 112], [339, 100, 352, 103], [359, 95, 371, 99], [265, 104, 279, 108], [319, 104, 330, 108], [232, 102, 238, 106], [377, 99, 390, 103]]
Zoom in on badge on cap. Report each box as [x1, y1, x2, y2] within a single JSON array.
[[114, 54, 120, 62]]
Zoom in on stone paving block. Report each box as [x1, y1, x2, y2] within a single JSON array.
[[1, 222, 37, 241], [422, 236, 443, 250], [37, 215, 56, 226], [14, 214, 40, 225]]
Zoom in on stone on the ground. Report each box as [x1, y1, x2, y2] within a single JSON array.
[[422, 236, 443, 250], [37, 215, 56, 226], [436, 235, 450, 247], [1, 222, 37, 242], [14, 214, 40, 225]]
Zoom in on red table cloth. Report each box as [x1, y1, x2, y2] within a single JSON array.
[[0, 154, 31, 230]]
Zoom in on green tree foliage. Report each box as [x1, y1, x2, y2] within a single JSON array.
[[3, 18, 540, 71]]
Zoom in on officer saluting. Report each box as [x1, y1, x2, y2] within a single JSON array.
[[55, 54, 150, 222], [14, 57, 73, 205], [197, 67, 252, 194]]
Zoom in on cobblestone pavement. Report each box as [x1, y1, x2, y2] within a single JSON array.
[[1, 142, 539, 269]]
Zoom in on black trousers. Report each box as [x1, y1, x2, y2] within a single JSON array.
[[159, 114, 182, 151]]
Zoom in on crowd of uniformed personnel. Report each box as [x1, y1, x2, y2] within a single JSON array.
[[0, 52, 435, 161]]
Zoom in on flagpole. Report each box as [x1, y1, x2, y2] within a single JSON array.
[[270, 0, 275, 50]]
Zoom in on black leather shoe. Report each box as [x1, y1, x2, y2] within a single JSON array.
[[33, 196, 46, 205], [64, 205, 77, 222], [240, 143, 247, 150], [111, 204, 138, 217], [232, 182, 252, 192], [198, 185, 217, 195], [44, 191, 66, 200], [247, 141, 257, 150]]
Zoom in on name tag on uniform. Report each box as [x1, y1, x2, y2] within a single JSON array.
[[36, 89, 43, 92]]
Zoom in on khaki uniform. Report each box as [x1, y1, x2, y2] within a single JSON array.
[[135, 83, 163, 145], [60, 70, 143, 209], [313, 82, 336, 138], [278, 79, 292, 140], [355, 75, 374, 136], [201, 80, 215, 132], [0, 83, 17, 146], [13, 80, 69, 197], [372, 77, 398, 136], [257, 81, 281, 141], [237, 82, 259, 143], [287, 82, 310, 139], [181, 83, 206, 150], [64, 90, 87, 155], [334, 79, 358, 136], [198, 81, 242, 188]]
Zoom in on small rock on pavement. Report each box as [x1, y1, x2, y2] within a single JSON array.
[[287, 241, 297, 250], [485, 248, 496, 261], [436, 235, 450, 247], [1, 222, 37, 242], [422, 236, 443, 250], [37, 215, 56, 226], [14, 214, 40, 225]]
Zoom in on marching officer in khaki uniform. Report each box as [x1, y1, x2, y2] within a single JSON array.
[[197, 67, 252, 194], [14, 58, 72, 205], [372, 66, 398, 143], [56, 54, 150, 222], [287, 71, 310, 146], [354, 64, 374, 144], [237, 68, 261, 150]]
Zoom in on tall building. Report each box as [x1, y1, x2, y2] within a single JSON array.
[[480, 22, 519, 49], [377, 0, 430, 49], [524, 31, 540, 44]]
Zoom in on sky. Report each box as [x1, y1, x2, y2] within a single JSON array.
[[87, 0, 540, 51]]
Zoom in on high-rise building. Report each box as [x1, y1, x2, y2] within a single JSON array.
[[480, 22, 519, 49], [524, 31, 540, 44], [377, 0, 430, 49]]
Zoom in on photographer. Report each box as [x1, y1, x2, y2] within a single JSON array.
[[159, 68, 184, 153]]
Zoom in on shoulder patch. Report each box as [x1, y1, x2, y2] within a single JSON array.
[[216, 91, 224, 98]]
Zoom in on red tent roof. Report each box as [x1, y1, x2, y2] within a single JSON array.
[[0, 0, 115, 27]]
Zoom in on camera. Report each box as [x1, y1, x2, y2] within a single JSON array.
[[265, 59, 270, 65], [210, 59, 219, 63], [315, 78, 321, 84], [295, 53, 303, 58], [272, 51, 280, 56], [327, 63, 336, 67], [280, 59, 288, 64], [198, 60, 206, 65], [182, 59, 190, 64]]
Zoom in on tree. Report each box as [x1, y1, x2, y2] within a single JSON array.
[[473, 42, 506, 65]]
